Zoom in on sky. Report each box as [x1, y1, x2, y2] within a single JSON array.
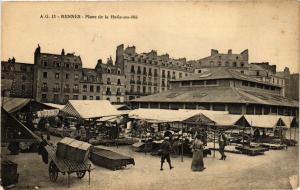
[[2, 1, 299, 73]]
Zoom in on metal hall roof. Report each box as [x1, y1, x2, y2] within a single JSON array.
[[130, 86, 298, 108]]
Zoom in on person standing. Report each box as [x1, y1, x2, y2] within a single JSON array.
[[191, 135, 205, 171], [218, 130, 227, 160], [160, 136, 174, 171]]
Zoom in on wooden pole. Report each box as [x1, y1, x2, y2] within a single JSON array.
[[213, 124, 215, 158], [181, 122, 183, 162]]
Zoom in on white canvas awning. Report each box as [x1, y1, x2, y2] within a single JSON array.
[[279, 116, 295, 128], [37, 109, 60, 118], [2, 97, 32, 113], [244, 115, 286, 128], [60, 100, 123, 119], [44, 103, 65, 110]]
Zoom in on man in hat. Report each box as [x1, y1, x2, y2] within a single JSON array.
[[218, 130, 227, 160], [160, 136, 174, 171]]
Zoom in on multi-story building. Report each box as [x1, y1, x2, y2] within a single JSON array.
[[33, 46, 83, 103], [80, 68, 102, 101], [1, 57, 34, 98], [95, 57, 125, 103], [130, 67, 298, 117], [114, 44, 194, 101]]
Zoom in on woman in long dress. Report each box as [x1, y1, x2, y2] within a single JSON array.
[[191, 134, 205, 171]]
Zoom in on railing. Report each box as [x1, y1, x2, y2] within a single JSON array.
[[41, 87, 48, 92], [130, 80, 135, 84], [73, 89, 79, 93], [64, 88, 70, 93], [53, 88, 60, 92], [137, 80, 141, 84]]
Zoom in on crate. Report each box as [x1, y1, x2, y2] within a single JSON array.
[[56, 137, 91, 163], [1, 160, 19, 187]]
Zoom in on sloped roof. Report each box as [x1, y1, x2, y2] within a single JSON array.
[[60, 100, 122, 119], [280, 116, 295, 128], [44, 103, 65, 110], [2, 97, 32, 113], [128, 108, 213, 123], [244, 115, 286, 128], [130, 86, 298, 108], [172, 67, 281, 87]]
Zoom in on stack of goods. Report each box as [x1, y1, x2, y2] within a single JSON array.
[[56, 137, 91, 163], [1, 160, 19, 188]]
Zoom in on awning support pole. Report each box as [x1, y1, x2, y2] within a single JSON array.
[[181, 122, 183, 162], [213, 124, 215, 158]]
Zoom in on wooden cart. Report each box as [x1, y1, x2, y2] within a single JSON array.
[[45, 145, 94, 187]]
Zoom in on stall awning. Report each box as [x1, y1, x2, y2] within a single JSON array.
[[60, 100, 123, 119], [244, 115, 286, 128], [44, 103, 65, 110], [2, 97, 31, 113], [129, 108, 214, 123], [280, 116, 295, 128]]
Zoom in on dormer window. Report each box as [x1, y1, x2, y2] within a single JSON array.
[[117, 69, 121, 75], [256, 71, 260, 76], [107, 68, 111, 73]]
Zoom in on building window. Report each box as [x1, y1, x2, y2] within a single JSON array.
[[162, 70, 165, 78], [256, 71, 260, 76], [73, 95, 79, 100], [233, 62, 237, 67], [206, 80, 217, 85], [22, 76, 27, 81], [154, 87, 157, 93], [74, 84, 79, 89], [143, 86, 146, 94], [96, 86, 100, 92], [154, 69, 158, 76], [192, 81, 204, 86], [106, 87, 111, 95], [130, 85, 134, 92], [43, 61, 48, 67], [242, 81, 249, 86], [117, 69, 121, 75], [56, 62, 60, 67], [83, 95, 87, 100], [43, 72, 47, 78], [55, 73, 59, 79], [54, 83, 59, 89], [89, 96, 93, 100], [90, 85, 94, 92], [106, 98, 110, 101], [198, 70, 202, 73], [66, 63, 70, 68], [179, 73, 182, 78], [96, 96, 100, 100], [241, 62, 244, 67], [148, 86, 151, 93], [137, 66, 141, 74], [43, 82, 47, 88], [21, 85, 25, 91], [54, 94, 59, 102], [107, 77, 111, 85], [42, 94, 47, 101], [241, 70, 244, 74], [83, 85, 87, 92], [66, 73, 69, 79], [143, 67, 147, 75], [117, 79, 121, 85], [117, 97, 120, 102], [74, 74, 79, 80], [181, 81, 190, 86], [107, 68, 111, 73], [75, 64, 79, 69], [137, 86, 140, 93], [131, 65, 135, 73]]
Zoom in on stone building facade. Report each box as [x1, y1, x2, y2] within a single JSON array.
[[114, 44, 194, 101], [1, 58, 34, 98]]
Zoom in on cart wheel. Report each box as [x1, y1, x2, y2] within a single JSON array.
[[49, 161, 58, 182], [76, 171, 86, 179]]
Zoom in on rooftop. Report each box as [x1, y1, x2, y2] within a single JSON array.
[[130, 85, 298, 108]]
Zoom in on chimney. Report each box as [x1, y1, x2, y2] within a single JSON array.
[[211, 49, 219, 56], [98, 59, 102, 64], [228, 49, 232, 54]]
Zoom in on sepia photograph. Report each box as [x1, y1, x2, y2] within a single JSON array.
[[0, 1, 299, 189]]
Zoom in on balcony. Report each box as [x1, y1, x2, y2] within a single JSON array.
[[117, 82, 122, 86], [130, 80, 135, 84], [73, 89, 79, 93], [53, 88, 60, 92], [116, 91, 122, 96], [83, 88, 87, 92], [137, 80, 141, 85], [167, 75, 171, 79], [41, 87, 48, 92], [64, 88, 70, 93], [154, 83, 158, 86], [143, 81, 147, 85], [154, 73, 158, 77], [107, 81, 111, 85], [106, 91, 112, 96], [162, 74, 166, 78], [148, 82, 152, 86]]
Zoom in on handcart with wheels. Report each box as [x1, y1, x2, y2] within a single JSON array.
[[45, 145, 94, 187]]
